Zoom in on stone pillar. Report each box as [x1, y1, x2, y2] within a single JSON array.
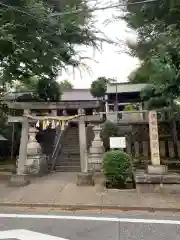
[[88, 125, 105, 171], [25, 127, 48, 176], [51, 110, 57, 116], [77, 114, 94, 186], [9, 115, 30, 186], [105, 101, 108, 114], [148, 111, 167, 174], [17, 118, 29, 175], [78, 116, 87, 172]]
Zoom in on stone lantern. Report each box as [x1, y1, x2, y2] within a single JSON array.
[[25, 126, 48, 176], [88, 124, 105, 171]]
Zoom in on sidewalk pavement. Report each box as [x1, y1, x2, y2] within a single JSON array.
[[0, 172, 180, 211]]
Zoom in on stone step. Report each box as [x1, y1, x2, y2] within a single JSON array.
[[65, 135, 78, 137], [52, 126, 81, 172], [66, 130, 78, 133], [55, 165, 81, 172], [63, 138, 79, 142], [66, 135, 78, 138], [56, 161, 80, 166], [62, 146, 79, 149], [56, 162, 80, 167], [65, 131, 78, 134], [67, 130, 78, 132], [62, 142, 79, 145], [62, 145, 79, 148], [57, 156, 80, 160], [64, 137, 79, 140], [64, 139, 79, 142], [49, 161, 80, 166], [56, 155, 80, 159], [66, 132, 78, 134], [55, 149, 80, 155], [56, 159, 80, 164], [62, 143, 79, 146], [61, 147, 79, 150]]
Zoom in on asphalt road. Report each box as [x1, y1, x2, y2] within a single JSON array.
[[0, 210, 180, 239]]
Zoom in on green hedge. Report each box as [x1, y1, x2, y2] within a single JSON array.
[[103, 150, 132, 185]]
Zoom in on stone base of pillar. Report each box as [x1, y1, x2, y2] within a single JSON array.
[[147, 165, 168, 174], [76, 172, 94, 186], [88, 163, 102, 172], [135, 169, 180, 193], [88, 144, 104, 172], [9, 174, 30, 187]]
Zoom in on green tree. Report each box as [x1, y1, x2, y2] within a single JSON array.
[[123, 0, 180, 98], [0, 0, 101, 99], [90, 77, 110, 99], [59, 80, 73, 91], [121, 0, 180, 157]]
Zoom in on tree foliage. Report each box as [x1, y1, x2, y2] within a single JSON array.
[[0, 0, 101, 99], [90, 76, 111, 99], [0, 0, 105, 158], [59, 80, 73, 90], [122, 0, 180, 109], [122, 0, 180, 157]]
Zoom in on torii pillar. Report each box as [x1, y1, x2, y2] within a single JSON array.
[[76, 108, 94, 186], [9, 109, 30, 186]]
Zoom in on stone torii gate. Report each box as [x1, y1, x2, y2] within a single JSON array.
[[8, 108, 167, 187], [8, 110, 90, 186]]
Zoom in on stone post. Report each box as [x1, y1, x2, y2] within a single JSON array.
[[51, 110, 57, 116], [105, 101, 109, 114], [17, 118, 29, 175], [78, 115, 87, 173], [77, 111, 94, 186], [147, 110, 167, 174], [9, 112, 30, 186]]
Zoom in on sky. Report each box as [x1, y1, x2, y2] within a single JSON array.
[[58, 0, 140, 88]]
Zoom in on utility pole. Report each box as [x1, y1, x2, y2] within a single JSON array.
[[115, 77, 118, 122]]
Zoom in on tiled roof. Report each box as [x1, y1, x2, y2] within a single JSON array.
[[2, 83, 149, 101], [2, 89, 97, 101], [61, 89, 97, 101]]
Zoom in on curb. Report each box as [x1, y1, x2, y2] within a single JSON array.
[[0, 202, 180, 212]]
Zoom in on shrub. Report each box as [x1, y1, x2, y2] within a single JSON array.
[[103, 150, 132, 186], [100, 121, 118, 151]]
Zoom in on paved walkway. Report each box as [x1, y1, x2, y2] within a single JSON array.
[[0, 172, 180, 211]]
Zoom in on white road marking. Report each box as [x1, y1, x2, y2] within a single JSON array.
[[0, 213, 179, 225], [0, 229, 68, 240]]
